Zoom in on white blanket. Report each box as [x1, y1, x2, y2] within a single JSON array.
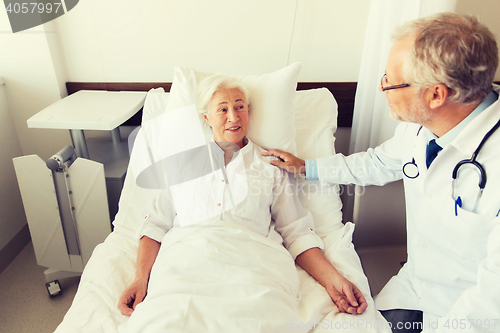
[[118, 220, 304, 332], [55, 222, 391, 333]]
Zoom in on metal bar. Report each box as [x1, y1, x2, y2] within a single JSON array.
[[52, 170, 80, 256], [111, 127, 121, 144], [70, 129, 90, 159]]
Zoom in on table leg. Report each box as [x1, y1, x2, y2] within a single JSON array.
[[111, 127, 121, 144], [70, 129, 90, 159]]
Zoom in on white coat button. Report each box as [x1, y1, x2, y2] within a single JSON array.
[[221, 179, 225, 182], [424, 282, 433, 290], [217, 203, 221, 207]]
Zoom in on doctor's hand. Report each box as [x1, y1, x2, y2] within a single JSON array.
[[262, 149, 306, 174], [118, 277, 148, 316], [326, 275, 368, 315]]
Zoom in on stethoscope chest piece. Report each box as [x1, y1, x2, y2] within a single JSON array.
[[403, 158, 419, 179]]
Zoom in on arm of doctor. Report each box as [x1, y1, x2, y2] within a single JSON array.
[[296, 247, 368, 314], [118, 236, 160, 316], [263, 149, 306, 175]]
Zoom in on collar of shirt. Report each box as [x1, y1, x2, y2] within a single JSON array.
[[435, 90, 498, 148], [210, 136, 250, 153], [209, 136, 253, 171]]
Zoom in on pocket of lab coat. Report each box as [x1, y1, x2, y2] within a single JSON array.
[[442, 198, 494, 262]]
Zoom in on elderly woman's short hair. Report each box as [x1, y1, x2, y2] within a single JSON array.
[[393, 12, 498, 104], [196, 74, 250, 117]]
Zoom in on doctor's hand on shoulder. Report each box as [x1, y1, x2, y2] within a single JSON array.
[[263, 149, 306, 174]]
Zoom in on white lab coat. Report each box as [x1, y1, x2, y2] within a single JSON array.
[[316, 85, 500, 332]]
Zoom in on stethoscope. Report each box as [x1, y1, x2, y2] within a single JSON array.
[[403, 118, 500, 214]]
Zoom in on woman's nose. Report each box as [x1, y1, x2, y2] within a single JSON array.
[[227, 108, 239, 122]]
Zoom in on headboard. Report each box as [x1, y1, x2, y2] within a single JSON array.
[[65, 82, 357, 128]]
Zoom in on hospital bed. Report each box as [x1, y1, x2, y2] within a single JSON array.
[[54, 65, 393, 332]]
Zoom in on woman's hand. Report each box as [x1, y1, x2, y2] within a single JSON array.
[[295, 247, 367, 315], [262, 149, 306, 174], [118, 277, 148, 316], [325, 274, 368, 314], [118, 236, 161, 316]]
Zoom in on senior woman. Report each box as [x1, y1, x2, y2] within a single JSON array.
[[117, 74, 367, 328]]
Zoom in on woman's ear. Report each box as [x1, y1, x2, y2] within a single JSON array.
[[203, 113, 211, 126]]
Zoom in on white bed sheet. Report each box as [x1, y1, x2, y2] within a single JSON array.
[[55, 88, 391, 333]]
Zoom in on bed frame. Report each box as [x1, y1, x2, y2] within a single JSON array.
[[65, 82, 357, 128]]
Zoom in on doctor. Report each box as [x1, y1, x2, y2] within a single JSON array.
[[264, 12, 500, 333]]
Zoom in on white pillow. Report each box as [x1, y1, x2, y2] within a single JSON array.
[[142, 87, 170, 123], [293, 88, 344, 244], [294, 88, 338, 159], [165, 63, 302, 153]]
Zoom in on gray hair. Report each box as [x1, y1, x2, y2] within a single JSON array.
[[393, 12, 498, 104], [196, 74, 250, 118]]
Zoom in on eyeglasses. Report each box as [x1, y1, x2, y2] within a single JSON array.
[[381, 73, 411, 91]]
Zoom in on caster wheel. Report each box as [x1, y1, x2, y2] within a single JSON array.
[[46, 280, 61, 297]]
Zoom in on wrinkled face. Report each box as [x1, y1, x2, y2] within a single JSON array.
[[204, 87, 249, 148], [382, 38, 429, 124]]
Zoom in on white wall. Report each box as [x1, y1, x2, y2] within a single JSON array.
[[0, 82, 27, 250], [0, 14, 71, 160], [51, 0, 499, 84], [456, 0, 500, 81], [54, 0, 371, 82]]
